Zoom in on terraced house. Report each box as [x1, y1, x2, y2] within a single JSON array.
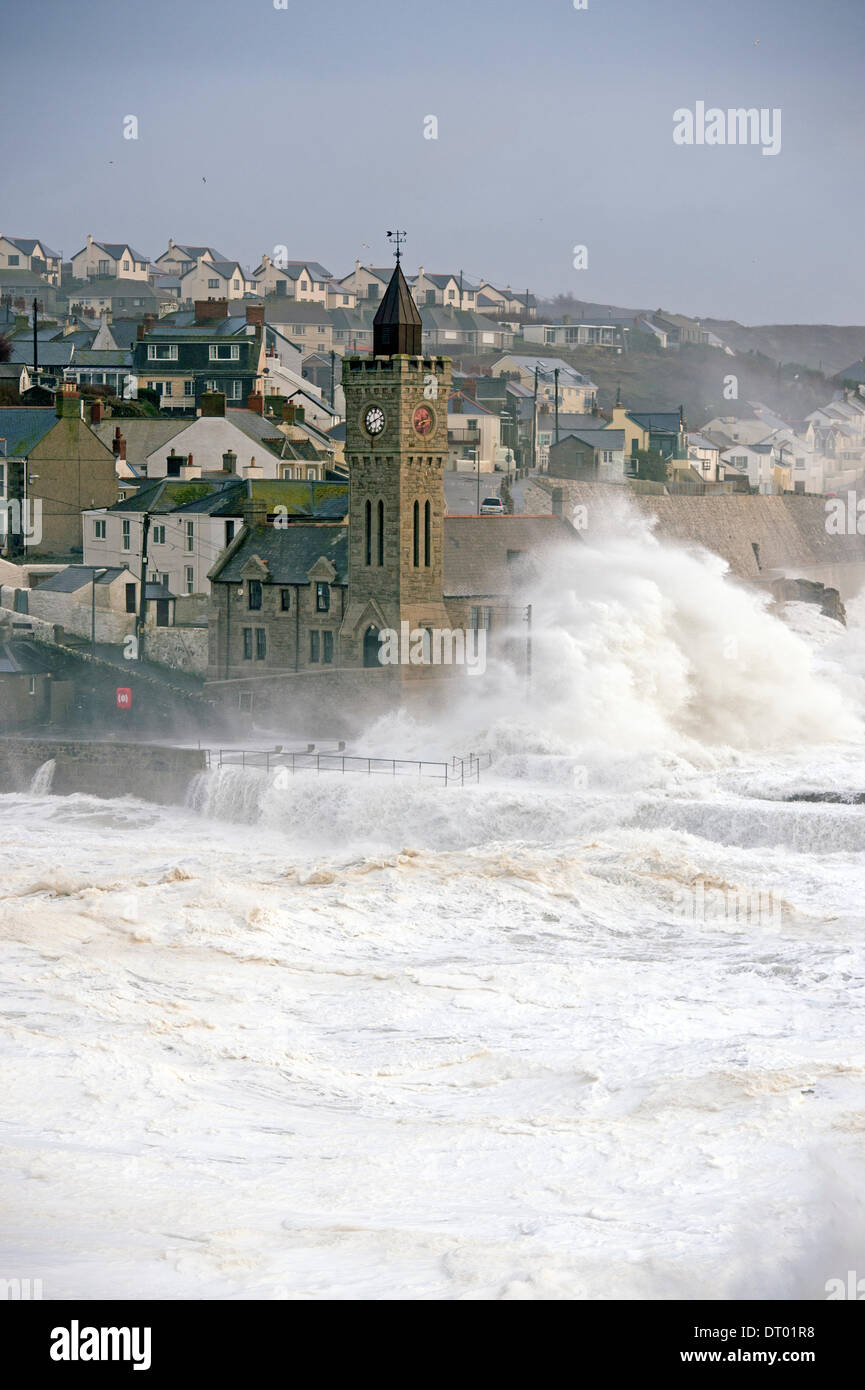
[[132, 302, 265, 411]]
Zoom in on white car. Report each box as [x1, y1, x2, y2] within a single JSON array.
[[480, 496, 504, 515]]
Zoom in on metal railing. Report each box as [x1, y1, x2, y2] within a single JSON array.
[[207, 746, 489, 786]]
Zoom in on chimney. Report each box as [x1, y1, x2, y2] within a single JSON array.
[[282, 401, 296, 424], [200, 391, 226, 418], [243, 456, 263, 479], [245, 304, 265, 326], [295, 405, 305, 423], [55, 382, 81, 418], [551, 487, 564, 519], [90, 399, 103, 424], [180, 459, 202, 480], [136, 323, 145, 340], [168, 238, 175, 249], [241, 496, 268, 529], [222, 449, 237, 473], [194, 299, 229, 322], [247, 392, 264, 415]]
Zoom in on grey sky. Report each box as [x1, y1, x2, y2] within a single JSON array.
[[2, 0, 863, 323]]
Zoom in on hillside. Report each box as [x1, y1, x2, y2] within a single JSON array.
[[454, 342, 836, 431]]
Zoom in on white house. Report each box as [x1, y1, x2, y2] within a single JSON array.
[[0, 236, 62, 286], [179, 258, 257, 303], [70, 236, 150, 282]]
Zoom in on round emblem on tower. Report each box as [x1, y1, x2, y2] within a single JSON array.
[[412, 404, 435, 437], [363, 405, 385, 436]]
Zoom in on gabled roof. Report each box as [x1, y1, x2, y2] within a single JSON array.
[[3, 237, 61, 259], [34, 565, 132, 593], [0, 407, 57, 454], [72, 240, 149, 263], [553, 429, 625, 450], [93, 418, 191, 469], [627, 411, 683, 433], [266, 300, 332, 324], [211, 521, 348, 585]]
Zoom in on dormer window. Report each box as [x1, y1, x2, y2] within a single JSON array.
[[248, 579, 262, 610], [315, 581, 330, 612]]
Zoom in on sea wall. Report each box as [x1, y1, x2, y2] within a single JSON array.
[[527, 480, 865, 596], [0, 739, 207, 804]]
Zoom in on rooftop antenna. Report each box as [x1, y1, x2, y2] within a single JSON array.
[[385, 229, 406, 265]]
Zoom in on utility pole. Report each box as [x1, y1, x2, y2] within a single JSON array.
[[136, 512, 151, 663], [329, 348, 336, 409], [532, 364, 539, 472]]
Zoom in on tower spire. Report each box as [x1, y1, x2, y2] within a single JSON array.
[[374, 231, 421, 356]]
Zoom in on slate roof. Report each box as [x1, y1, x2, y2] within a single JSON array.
[[34, 565, 131, 593], [553, 429, 625, 450], [7, 340, 74, 366], [93, 418, 191, 469], [0, 638, 60, 675], [499, 356, 596, 387], [442, 515, 579, 596], [213, 522, 348, 584], [0, 407, 57, 454], [627, 411, 683, 433], [4, 237, 61, 259], [73, 240, 149, 263], [263, 260, 331, 281], [266, 300, 333, 325], [537, 412, 600, 434]]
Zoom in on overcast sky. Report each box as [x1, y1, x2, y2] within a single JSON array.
[[3, 0, 863, 324]]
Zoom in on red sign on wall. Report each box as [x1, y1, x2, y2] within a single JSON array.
[[116, 687, 132, 710]]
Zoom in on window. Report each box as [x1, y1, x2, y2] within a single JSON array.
[[424, 500, 431, 567], [293, 326, 306, 335], [413, 500, 420, 567], [322, 630, 333, 664], [364, 499, 372, 566], [186, 521, 194, 552], [122, 519, 130, 550], [248, 579, 262, 610], [377, 499, 384, 566], [209, 344, 240, 360], [470, 606, 493, 630], [98, 259, 110, 275], [152, 524, 166, 544], [93, 518, 106, 539], [280, 588, 291, 611], [123, 260, 130, 271], [238, 691, 253, 712], [255, 628, 266, 660], [226, 380, 242, 400], [225, 520, 236, 545], [310, 630, 320, 662], [316, 582, 330, 612], [602, 450, 613, 464], [125, 583, 136, 613], [147, 344, 178, 360], [207, 278, 220, 289], [233, 279, 240, 291], [300, 281, 308, 291], [185, 566, 194, 594], [184, 381, 194, 396], [162, 381, 173, 397], [8, 254, 19, 266], [242, 627, 253, 659]]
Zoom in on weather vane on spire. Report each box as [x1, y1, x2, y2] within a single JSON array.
[[386, 229, 406, 264]]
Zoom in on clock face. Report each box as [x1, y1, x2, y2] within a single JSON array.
[[364, 405, 385, 436], [413, 404, 434, 437]]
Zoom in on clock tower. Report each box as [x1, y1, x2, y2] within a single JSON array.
[[339, 243, 453, 671]]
